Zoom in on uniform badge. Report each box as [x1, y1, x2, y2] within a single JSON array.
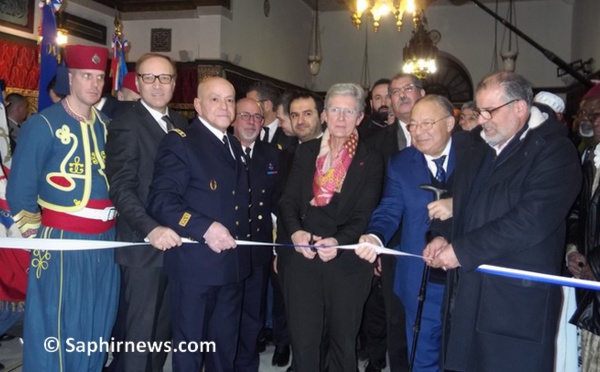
[[92, 53, 100, 64], [210, 179, 217, 190], [179, 212, 191, 227], [267, 162, 278, 175], [173, 128, 186, 137]]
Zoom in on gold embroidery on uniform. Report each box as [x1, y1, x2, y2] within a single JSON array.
[[13, 210, 41, 238], [179, 212, 191, 227], [210, 180, 217, 191], [90, 152, 99, 165], [56, 125, 73, 145], [31, 249, 51, 279], [68, 156, 84, 174], [73, 199, 81, 206]]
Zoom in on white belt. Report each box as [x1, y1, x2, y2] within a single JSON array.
[[64, 206, 118, 222]]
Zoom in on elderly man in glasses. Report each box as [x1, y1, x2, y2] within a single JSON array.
[[232, 97, 280, 372], [357, 94, 456, 372], [105, 52, 188, 372], [422, 72, 581, 372]]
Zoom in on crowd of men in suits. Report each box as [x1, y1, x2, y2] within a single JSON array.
[[1, 43, 597, 372]]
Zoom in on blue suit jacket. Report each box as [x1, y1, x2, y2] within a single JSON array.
[[366, 144, 455, 305], [147, 117, 251, 285]]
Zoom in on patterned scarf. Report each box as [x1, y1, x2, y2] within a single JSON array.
[[310, 129, 358, 207]]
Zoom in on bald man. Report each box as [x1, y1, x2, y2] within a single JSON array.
[[147, 77, 252, 371]]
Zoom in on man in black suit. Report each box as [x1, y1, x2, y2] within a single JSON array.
[[147, 76, 251, 371], [105, 52, 186, 372], [233, 97, 279, 372], [247, 81, 295, 151], [424, 72, 581, 372]]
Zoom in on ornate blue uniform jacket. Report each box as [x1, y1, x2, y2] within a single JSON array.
[[147, 117, 251, 285], [7, 100, 110, 236]]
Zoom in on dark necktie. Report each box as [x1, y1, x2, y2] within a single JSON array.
[[162, 115, 174, 131], [223, 135, 230, 150], [397, 122, 407, 150], [433, 155, 447, 183], [262, 126, 270, 143], [244, 146, 252, 163]]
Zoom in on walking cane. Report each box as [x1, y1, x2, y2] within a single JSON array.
[[409, 184, 447, 372]]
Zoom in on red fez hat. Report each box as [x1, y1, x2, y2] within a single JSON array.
[[65, 45, 108, 71], [121, 72, 139, 94], [584, 83, 600, 100]]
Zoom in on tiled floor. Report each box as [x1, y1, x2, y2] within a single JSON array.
[[0, 336, 389, 371]]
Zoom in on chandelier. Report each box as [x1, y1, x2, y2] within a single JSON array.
[[402, 11, 440, 79], [345, 0, 431, 32]]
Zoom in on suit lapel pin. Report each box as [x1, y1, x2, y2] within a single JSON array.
[[210, 179, 218, 190]]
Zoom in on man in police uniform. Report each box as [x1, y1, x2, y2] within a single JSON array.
[[232, 97, 279, 371], [7, 44, 119, 372], [147, 76, 251, 371]]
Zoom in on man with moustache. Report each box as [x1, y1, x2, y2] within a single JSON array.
[[357, 95, 457, 371], [106, 53, 187, 372], [368, 74, 425, 160], [233, 98, 279, 372], [7, 45, 118, 371], [359, 78, 394, 138], [147, 77, 251, 372]]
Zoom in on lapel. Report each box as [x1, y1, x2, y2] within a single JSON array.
[[453, 132, 488, 228], [410, 149, 431, 184], [249, 142, 265, 174], [336, 142, 370, 211], [447, 142, 456, 177], [136, 102, 168, 142], [196, 118, 237, 167]]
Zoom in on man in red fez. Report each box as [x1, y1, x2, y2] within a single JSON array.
[[117, 71, 141, 102], [7, 44, 119, 372]]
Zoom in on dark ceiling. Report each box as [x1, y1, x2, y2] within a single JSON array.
[[89, 0, 230, 12]]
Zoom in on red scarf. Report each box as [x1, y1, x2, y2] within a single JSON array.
[[311, 129, 358, 207]]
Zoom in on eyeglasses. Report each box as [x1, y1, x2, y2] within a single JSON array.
[[407, 115, 452, 132], [390, 84, 421, 96], [474, 99, 519, 120], [237, 112, 264, 122], [578, 110, 600, 123], [326, 107, 360, 117], [137, 73, 174, 84]]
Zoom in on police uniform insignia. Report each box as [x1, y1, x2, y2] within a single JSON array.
[[179, 212, 191, 227], [92, 54, 100, 64], [210, 179, 217, 191], [172, 128, 186, 137]]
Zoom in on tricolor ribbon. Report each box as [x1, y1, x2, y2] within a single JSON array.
[[0, 238, 597, 291]]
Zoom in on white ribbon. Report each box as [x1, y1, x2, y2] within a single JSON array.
[[0, 238, 598, 290]]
